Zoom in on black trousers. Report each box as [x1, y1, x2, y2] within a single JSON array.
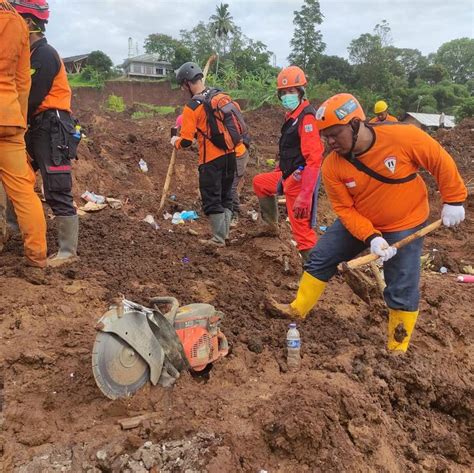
[[26, 111, 76, 217], [199, 153, 236, 215]]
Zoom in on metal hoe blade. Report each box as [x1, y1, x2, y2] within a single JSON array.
[[92, 331, 150, 400]]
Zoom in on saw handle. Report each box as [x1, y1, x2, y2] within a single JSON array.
[[149, 297, 179, 321], [339, 219, 442, 271]]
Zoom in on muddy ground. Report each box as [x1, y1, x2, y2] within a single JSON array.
[[0, 95, 473, 472]]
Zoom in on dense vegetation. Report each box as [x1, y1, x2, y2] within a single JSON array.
[[72, 1, 474, 120]]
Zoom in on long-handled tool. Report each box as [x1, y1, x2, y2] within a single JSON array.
[[158, 55, 216, 211], [339, 219, 442, 272]]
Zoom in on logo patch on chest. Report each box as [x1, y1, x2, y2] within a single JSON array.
[[304, 124, 313, 133], [344, 178, 356, 188], [384, 156, 397, 174]]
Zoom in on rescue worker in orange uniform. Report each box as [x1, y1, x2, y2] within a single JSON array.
[[171, 62, 238, 247], [252, 66, 324, 262], [0, 0, 47, 266], [369, 100, 398, 123], [271, 93, 467, 353], [11, 0, 80, 266]]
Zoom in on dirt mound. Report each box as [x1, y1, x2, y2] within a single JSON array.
[[0, 103, 472, 472], [435, 118, 474, 178]]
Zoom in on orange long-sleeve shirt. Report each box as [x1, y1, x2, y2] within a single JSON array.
[[369, 114, 398, 123], [175, 91, 235, 164], [0, 0, 31, 128], [322, 123, 467, 242]]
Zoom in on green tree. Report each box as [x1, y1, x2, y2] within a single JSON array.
[[172, 44, 193, 71], [87, 50, 113, 76], [180, 21, 218, 68], [144, 33, 179, 62], [318, 55, 354, 85], [388, 47, 428, 86], [435, 38, 474, 83], [418, 64, 449, 85], [455, 97, 474, 122], [373, 19, 393, 47], [288, 0, 326, 78], [209, 3, 236, 74]]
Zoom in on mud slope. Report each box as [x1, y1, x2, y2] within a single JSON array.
[[0, 104, 472, 472]]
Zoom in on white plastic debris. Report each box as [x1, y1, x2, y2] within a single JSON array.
[[138, 159, 148, 173], [439, 266, 448, 274], [143, 214, 160, 230], [81, 191, 105, 204], [247, 209, 258, 221]]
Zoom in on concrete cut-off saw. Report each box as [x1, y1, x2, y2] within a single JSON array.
[[92, 297, 229, 399]]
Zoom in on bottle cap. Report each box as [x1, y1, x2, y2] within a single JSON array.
[[289, 323, 297, 328]]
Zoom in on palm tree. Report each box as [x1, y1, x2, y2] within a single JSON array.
[[209, 3, 235, 75]]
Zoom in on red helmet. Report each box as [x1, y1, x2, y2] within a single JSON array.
[[10, 0, 50, 21]]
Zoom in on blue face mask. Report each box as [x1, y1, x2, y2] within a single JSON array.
[[281, 93, 300, 111]]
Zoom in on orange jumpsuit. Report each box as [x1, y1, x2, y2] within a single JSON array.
[[253, 100, 324, 250], [0, 1, 47, 267]]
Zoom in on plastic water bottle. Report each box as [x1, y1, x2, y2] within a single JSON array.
[[73, 125, 81, 140], [138, 159, 148, 173], [286, 323, 301, 371], [292, 165, 305, 182]]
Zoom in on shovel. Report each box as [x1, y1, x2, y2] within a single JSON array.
[[339, 219, 442, 272], [340, 219, 442, 303]]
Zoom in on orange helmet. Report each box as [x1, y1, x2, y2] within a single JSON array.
[[277, 66, 307, 90], [315, 93, 366, 130]]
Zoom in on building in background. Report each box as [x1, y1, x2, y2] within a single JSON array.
[[402, 112, 455, 131], [122, 54, 172, 79], [63, 54, 90, 74]]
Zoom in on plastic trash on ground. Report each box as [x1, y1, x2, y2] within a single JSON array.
[[81, 191, 106, 205], [143, 214, 159, 230], [457, 275, 474, 283], [106, 198, 123, 209], [247, 209, 258, 221], [79, 201, 108, 212], [171, 210, 199, 224], [138, 159, 148, 173]]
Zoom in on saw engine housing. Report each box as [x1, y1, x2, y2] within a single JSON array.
[[174, 303, 229, 371], [92, 297, 229, 399]]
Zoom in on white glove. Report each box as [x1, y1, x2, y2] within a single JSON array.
[[370, 236, 397, 262], [441, 204, 465, 227], [170, 136, 180, 147]]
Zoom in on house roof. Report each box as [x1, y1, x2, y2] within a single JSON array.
[[63, 54, 89, 64], [405, 112, 455, 128], [122, 54, 172, 67]]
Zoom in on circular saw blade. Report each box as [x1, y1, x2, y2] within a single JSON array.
[[92, 331, 150, 400]]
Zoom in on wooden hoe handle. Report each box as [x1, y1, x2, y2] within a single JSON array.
[[339, 219, 442, 271], [158, 148, 177, 212]]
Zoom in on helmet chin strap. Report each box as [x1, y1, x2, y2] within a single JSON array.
[[344, 119, 361, 161]]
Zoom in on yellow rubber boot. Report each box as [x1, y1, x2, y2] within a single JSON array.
[[387, 309, 419, 353], [269, 272, 327, 319]]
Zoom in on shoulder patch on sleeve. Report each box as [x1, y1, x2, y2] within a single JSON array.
[[304, 123, 314, 133], [186, 99, 201, 111]]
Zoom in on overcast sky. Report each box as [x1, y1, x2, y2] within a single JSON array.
[[47, 0, 473, 66]]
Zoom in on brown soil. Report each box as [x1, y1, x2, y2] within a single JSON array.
[[0, 93, 473, 472]]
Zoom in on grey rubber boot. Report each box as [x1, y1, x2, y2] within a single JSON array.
[[224, 208, 233, 240], [199, 213, 226, 247], [248, 196, 279, 237], [48, 215, 79, 267]]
